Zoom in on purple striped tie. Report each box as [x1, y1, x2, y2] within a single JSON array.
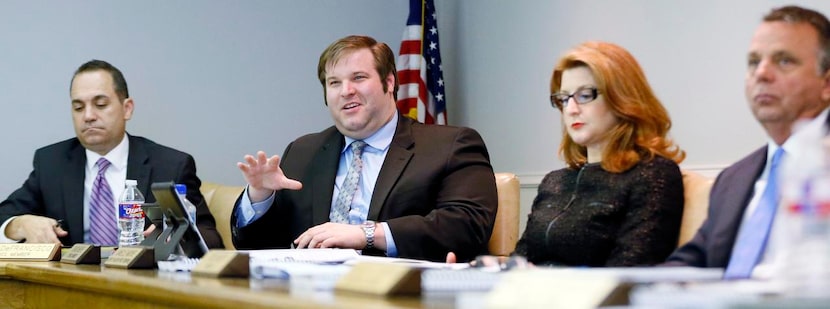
[[89, 158, 117, 245]]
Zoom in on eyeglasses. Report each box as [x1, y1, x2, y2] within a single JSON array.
[[550, 87, 600, 110]]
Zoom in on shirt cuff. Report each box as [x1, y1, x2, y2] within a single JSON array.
[[236, 186, 275, 228], [381, 222, 397, 257], [0, 216, 20, 243]]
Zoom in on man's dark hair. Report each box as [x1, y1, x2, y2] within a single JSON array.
[[765, 5, 830, 72], [70, 60, 129, 101]]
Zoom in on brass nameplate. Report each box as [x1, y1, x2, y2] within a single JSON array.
[[335, 262, 421, 296], [104, 246, 155, 269], [192, 250, 249, 278], [0, 243, 61, 261], [60, 244, 101, 264]]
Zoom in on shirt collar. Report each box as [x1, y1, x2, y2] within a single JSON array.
[[85, 134, 130, 171], [770, 107, 829, 157], [342, 112, 398, 153]]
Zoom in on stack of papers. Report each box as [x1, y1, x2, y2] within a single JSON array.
[[246, 249, 359, 281], [244, 248, 360, 264]]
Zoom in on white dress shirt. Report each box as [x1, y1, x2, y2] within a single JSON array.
[[747, 107, 829, 278]]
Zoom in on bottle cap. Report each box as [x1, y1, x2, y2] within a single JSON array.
[[175, 184, 187, 195], [125, 179, 137, 186]]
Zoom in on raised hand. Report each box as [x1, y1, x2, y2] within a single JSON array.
[[237, 151, 303, 202]]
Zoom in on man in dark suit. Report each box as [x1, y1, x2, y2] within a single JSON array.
[[667, 6, 830, 277], [0, 60, 223, 248], [232, 35, 497, 262]]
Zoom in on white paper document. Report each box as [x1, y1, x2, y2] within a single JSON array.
[[243, 248, 360, 264]]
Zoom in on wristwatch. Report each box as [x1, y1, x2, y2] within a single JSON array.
[[361, 220, 376, 249]]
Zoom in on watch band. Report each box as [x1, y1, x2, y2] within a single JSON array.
[[363, 221, 375, 249]]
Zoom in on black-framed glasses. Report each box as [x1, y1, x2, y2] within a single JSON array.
[[550, 87, 600, 110]]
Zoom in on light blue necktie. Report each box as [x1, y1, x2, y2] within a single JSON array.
[[724, 148, 785, 279], [331, 141, 367, 223], [89, 158, 118, 246]]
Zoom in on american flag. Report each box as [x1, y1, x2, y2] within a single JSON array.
[[397, 0, 447, 125]]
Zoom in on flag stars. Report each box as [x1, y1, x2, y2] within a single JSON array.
[[432, 12, 437, 20], [430, 27, 437, 35], [436, 93, 444, 102], [429, 41, 437, 50], [437, 78, 444, 87]]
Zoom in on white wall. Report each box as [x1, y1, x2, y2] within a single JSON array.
[[1, 1, 828, 234], [0, 0, 408, 197]]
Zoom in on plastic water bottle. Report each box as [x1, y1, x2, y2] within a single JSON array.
[[175, 184, 198, 223], [776, 136, 830, 297], [118, 179, 145, 247]]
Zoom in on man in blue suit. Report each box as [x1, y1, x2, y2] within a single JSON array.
[[667, 6, 830, 278]]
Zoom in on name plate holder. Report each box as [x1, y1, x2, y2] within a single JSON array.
[[192, 250, 249, 277], [0, 243, 61, 261], [335, 262, 421, 296], [60, 244, 101, 264], [104, 246, 155, 269]]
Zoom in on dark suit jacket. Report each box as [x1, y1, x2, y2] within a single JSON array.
[[666, 146, 766, 267], [232, 115, 498, 262], [0, 134, 223, 248], [667, 113, 830, 267]]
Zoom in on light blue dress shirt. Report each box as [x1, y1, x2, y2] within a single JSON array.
[[237, 113, 400, 256]]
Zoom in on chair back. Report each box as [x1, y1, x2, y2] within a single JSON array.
[[678, 170, 714, 246], [201, 182, 244, 250], [490, 172, 520, 256]]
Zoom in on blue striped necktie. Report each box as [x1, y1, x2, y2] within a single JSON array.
[[724, 148, 785, 279], [331, 141, 367, 224], [89, 158, 118, 245]]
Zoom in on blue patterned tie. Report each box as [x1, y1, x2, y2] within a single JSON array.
[[331, 141, 367, 223], [89, 158, 118, 245], [724, 148, 785, 279]]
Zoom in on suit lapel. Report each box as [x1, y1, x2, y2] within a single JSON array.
[[125, 135, 152, 200], [368, 116, 414, 221], [310, 132, 343, 225], [63, 142, 86, 244]]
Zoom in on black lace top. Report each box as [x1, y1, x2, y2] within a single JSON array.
[[513, 156, 684, 266]]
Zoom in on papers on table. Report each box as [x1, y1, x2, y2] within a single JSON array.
[[158, 248, 730, 299], [248, 250, 467, 282], [346, 255, 470, 270], [244, 248, 360, 264]]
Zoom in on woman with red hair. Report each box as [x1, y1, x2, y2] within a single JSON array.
[[513, 41, 686, 266]]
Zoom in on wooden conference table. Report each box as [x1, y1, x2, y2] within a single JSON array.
[[0, 261, 453, 308]]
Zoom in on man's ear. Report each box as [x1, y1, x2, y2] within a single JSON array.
[[123, 98, 135, 120], [384, 72, 395, 95]]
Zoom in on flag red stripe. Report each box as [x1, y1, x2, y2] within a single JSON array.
[[399, 40, 421, 55]]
